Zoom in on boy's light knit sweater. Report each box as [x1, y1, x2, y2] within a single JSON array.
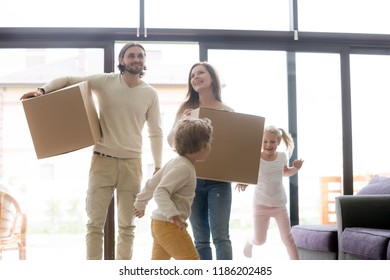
[[134, 156, 196, 224], [41, 73, 163, 167]]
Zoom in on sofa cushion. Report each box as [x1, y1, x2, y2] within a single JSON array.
[[340, 227, 390, 260], [388, 242, 390, 260], [357, 175, 390, 195], [292, 225, 338, 252]]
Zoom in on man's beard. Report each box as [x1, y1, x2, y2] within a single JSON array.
[[125, 64, 143, 75]]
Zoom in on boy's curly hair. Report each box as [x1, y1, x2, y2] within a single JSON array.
[[173, 116, 213, 156]]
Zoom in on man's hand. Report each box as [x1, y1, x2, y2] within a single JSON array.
[[20, 90, 43, 101]]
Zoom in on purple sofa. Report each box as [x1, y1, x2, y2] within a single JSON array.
[[292, 224, 338, 260], [336, 194, 390, 260], [293, 175, 390, 260], [336, 175, 390, 260]]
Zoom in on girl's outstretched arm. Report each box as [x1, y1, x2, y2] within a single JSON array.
[[284, 159, 304, 177]]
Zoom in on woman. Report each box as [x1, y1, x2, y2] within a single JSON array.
[[168, 62, 234, 260]]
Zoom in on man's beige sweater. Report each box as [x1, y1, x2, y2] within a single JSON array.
[[41, 73, 163, 167]]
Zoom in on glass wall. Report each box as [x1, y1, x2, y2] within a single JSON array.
[[299, 0, 390, 34], [0, 48, 104, 259], [350, 54, 390, 179], [208, 50, 343, 225], [2, 0, 291, 30], [0, 43, 200, 259], [145, 0, 290, 31], [208, 50, 288, 122], [2, 0, 390, 261], [295, 52, 342, 224], [207, 49, 290, 253], [4, 0, 390, 34], [0, 0, 139, 27]]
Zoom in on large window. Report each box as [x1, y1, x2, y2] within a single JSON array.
[[4, 0, 390, 33], [295, 52, 342, 224], [0, 43, 201, 259], [145, 0, 290, 31], [208, 49, 290, 249], [0, 0, 139, 27], [299, 0, 390, 34], [0, 48, 104, 259], [208, 50, 288, 125], [2, 0, 390, 263], [350, 55, 390, 177]]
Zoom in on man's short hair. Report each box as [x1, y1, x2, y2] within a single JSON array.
[[117, 41, 146, 76]]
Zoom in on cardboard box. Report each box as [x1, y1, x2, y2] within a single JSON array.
[[191, 108, 265, 184], [22, 81, 101, 159]]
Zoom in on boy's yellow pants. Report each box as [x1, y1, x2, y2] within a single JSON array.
[[151, 220, 199, 260]]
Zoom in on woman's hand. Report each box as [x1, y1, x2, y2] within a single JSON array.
[[182, 109, 193, 116], [235, 184, 248, 192]]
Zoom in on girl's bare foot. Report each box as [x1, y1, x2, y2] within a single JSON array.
[[243, 240, 253, 258]]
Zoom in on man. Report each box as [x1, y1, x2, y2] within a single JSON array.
[[20, 42, 163, 260]]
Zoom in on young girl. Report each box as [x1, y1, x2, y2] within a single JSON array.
[[237, 125, 303, 260], [134, 116, 213, 260]]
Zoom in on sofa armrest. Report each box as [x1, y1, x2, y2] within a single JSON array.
[[336, 195, 390, 234], [335, 195, 390, 259]]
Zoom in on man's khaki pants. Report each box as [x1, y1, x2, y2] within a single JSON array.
[[86, 154, 142, 260]]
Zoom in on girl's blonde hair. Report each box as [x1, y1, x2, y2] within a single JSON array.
[[264, 125, 295, 157]]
